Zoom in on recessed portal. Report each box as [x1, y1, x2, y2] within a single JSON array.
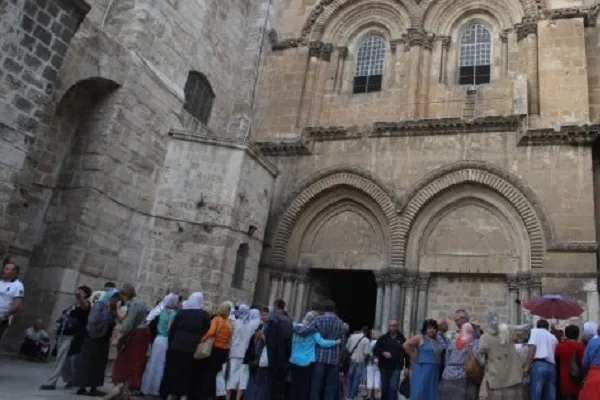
[[308, 269, 377, 332]]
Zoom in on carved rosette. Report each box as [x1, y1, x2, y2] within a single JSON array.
[[309, 41, 334, 61]]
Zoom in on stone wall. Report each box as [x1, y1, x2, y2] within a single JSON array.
[[0, 0, 90, 256]]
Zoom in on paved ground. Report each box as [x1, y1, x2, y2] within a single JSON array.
[[0, 356, 116, 399]]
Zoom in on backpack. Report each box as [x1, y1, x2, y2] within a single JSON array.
[[340, 335, 366, 374], [569, 345, 583, 383]]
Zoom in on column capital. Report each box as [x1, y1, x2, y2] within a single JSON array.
[[337, 46, 348, 59], [390, 38, 404, 53], [515, 17, 538, 41], [507, 275, 519, 291], [389, 270, 404, 284], [374, 270, 385, 287], [295, 268, 310, 283], [517, 272, 531, 287], [417, 273, 430, 290], [309, 40, 334, 61], [400, 27, 434, 50], [270, 270, 283, 280], [584, 279, 598, 293], [529, 273, 542, 289], [440, 36, 451, 50], [499, 30, 509, 44]]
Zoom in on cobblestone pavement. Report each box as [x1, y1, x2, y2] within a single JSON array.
[[0, 356, 116, 399]]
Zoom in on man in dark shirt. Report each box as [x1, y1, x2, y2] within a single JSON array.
[[373, 320, 408, 400], [269, 299, 292, 400]]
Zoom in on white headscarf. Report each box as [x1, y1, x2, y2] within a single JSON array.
[[236, 304, 251, 323], [146, 293, 178, 322], [182, 292, 204, 310], [249, 309, 260, 321], [584, 321, 598, 340]]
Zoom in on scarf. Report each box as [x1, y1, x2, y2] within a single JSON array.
[[182, 292, 204, 310], [146, 293, 178, 322], [235, 304, 251, 323], [455, 322, 474, 351], [87, 288, 119, 339]]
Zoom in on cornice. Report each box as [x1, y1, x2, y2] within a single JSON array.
[[309, 41, 334, 61], [252, 140, 313, 157], [518, 124, 600, 146], [515, 18, 538, 41], [372, 115, 524, 137], [400, 28, 435, 51], [302, 126, 349, 141], [547, 242, 599, 253], [538, 5, 600, 27]]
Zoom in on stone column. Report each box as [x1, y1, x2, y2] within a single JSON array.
[[403, 276, 416, 335], [584, 280, 600, 322], [517, 19, 539, 114], [294, 269, 309, 321], [439, 37, 451, 84], [417, 37, 434, 118], [500, 31, 509, 77], [390, 271, 402, 321], [334, 47, 348, 93], [507, 275, 520, 325], [406, 44, 422, 118], [530, 274, 542, 298], [518, 273, 532, 323], [415, 274, 430, 331], [288, 279, 297, 318], [282, 273, 293, 307], [268, 271, 282, 307], [374, 271, 384, 331], [381, 270, 393, 333]]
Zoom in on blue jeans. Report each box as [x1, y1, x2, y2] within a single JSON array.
[[311, 362, 339, 400], [380, 368, 401, 400], [346, 361, 365, 399], [530, 360, 556, 400]]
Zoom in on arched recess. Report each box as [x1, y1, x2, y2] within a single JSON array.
[[303, 0, 410, 42], [270, 167, 401, 268], [422, 0, 524, 34], [398, 161, 551, 270]]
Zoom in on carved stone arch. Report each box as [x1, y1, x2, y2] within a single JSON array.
[[270, 166, 402, 268], [302, 0, 410, 42], [422, 0, 525, 33], [398, 161, 552, 270]]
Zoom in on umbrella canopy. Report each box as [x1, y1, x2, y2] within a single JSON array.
[[525, 294, 584, 320]]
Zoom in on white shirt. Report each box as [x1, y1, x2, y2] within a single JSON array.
[[346, 332, 371, 363], [229, 319, 261, 359], [0, 279, 24, 320], [528, 328, 558, 364]]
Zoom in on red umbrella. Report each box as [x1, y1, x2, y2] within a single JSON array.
[[525, 294, 584, 319]]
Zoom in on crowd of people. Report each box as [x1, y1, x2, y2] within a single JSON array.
[[4, 257, 600, 400]]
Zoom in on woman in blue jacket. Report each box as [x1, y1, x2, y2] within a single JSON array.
[[289, 311, 340, 400]]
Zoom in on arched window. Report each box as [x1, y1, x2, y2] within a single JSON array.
[[458, 24, 491, 85], [231, 243, 249, 289], [353, 35, 386, 94], [184, 71, 215, 124]]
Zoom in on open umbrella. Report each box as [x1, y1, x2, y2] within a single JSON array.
[[524, 294, 584, 319]]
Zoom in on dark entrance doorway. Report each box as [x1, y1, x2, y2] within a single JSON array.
[[308, 269, 377, 332]]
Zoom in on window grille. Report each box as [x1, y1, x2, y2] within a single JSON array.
[[459, 24, 491, 85], [353, 35, 386, 93]]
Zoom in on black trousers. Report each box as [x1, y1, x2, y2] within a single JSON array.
[[289, 364, 313, 400]]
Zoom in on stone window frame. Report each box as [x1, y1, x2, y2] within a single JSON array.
[[446, 16, 502, 87], [232, 242, 250, 289], [353, 35, 387, 93], [458, 23, 492, 85], [183, 71, 215, 125], [341, 26, 393, 96]]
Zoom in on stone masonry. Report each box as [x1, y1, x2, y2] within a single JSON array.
[[2, 0, 600, 347]]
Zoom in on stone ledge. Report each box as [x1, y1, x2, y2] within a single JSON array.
[[373, 115, 525, 137], [252, 140, 313, 156], [268, 29, 305, 51], [547, 242, 599, 253], [168, 129, 279, 177], [302, 126, 349, 141], [518, 124, 600, 146]]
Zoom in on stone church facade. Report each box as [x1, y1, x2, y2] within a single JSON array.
[[2, 0, 600, 340]]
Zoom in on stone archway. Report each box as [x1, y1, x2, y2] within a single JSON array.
[[266, 167, 400, 326], [399, 162, 550, 332]]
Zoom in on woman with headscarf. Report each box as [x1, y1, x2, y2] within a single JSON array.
[[226, 306, 262, 400], [201, 301, 233, 400], [477, 310, 532, 400], [438, 322, 479, 400], [73, 289, 120, 396], [160, 292, 211, 399], [288, 311, 340, 400], [141, 293, 179, 396]]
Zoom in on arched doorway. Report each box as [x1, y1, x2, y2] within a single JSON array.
[[265, 168, 400, 330]]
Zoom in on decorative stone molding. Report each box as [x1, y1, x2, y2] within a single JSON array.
[[270, 166, 401, 267], [517, 272, 532, 288], [390, 39, 404, 53], [515, 18, 538, 41], [397, 161, 550, 270], [530, 273, 542, 289], [389, 270, 404, 285], [268, 29, 305, 51], [507, 275, 520, 291], [417, 274, 430, 290], [518, 124, 600, 146], [373, 116, 524, 138], [374, 270, 385, 287], [547, 242, 599, 253], [439, 36, 451, 50], [337, 46, 348, 59], [302, 126, 348, 141], [252, 140, 313, 157], [400, 28, 434, 50], [309, 41, 334, 61], [589, 4, 600, 27], [499, 31, 509, 44], [403, 275, 417, 288]]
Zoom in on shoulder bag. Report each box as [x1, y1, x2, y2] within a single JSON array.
[[195, 318, 222, 360], [569, 345, 583, 383], [340, 335, 365, 374], [465, 347, 484, 383]]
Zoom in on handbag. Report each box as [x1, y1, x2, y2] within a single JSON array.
[[569, 345, 583, 383], [194, 318, 221, 360], [464, 348, 484, 383], [340, 335, 365, 374]]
